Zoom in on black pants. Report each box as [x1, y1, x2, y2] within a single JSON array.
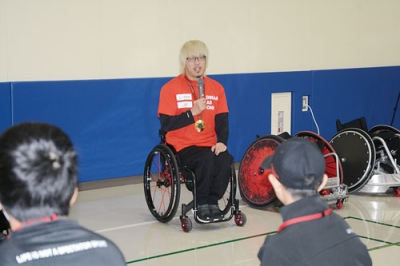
[[178, 146, 233, 206]]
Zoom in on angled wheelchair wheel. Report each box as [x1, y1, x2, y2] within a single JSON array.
[[369, 124, 400, 174], [294, 131, 343, 184], [143, 144, 181, 223], [369, 124, 400, 135], [330, 128, 376, 193], [238, 135, 285, 207]]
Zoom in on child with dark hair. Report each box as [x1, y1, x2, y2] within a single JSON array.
[[0, 122, 126, 265], [258, 138, 372, 266]]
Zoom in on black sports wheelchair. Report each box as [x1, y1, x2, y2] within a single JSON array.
[[143, 130, 247, 232]]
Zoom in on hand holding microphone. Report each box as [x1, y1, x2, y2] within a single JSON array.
[[191, 98, 206, 116]]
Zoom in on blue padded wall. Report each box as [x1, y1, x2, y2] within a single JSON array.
[[312, 66, 400, 138], [0, 83, 11, 133], [10, 78, 169, 182], [212, 71, 313, 160], [2, 66, 400, 182]]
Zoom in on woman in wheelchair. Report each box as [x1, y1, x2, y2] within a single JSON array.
[[158, 40, 233, 223]]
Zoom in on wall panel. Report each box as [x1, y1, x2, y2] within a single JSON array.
[[4, 66, 398, 182]]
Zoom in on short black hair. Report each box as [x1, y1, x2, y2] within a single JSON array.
[[0, 122, 78, 222]]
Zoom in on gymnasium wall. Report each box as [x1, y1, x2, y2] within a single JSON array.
[[0, 1, 399, 182]]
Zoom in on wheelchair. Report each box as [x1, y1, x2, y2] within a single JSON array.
[[238, 132, 348, 209], [143, 131, 247, 232], [330, 119, 400, 195]]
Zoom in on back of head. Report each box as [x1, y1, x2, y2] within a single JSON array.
[[0, 122, 78, 222], [179, 40, 209, 73], [262, 138, 326, 192]]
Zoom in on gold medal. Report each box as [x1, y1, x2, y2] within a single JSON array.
[[195, 120, 206, 132]]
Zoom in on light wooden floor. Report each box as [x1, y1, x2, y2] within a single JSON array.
[[70, 174, 400, 265]]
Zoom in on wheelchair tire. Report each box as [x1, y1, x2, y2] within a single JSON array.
[[294, 131, 344, 184], [330, 128, 376, 193], [143, 144, 181, 223], [238, 134, 285, 207]]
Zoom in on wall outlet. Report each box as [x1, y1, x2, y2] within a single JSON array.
[[302, 96, 308, 112]]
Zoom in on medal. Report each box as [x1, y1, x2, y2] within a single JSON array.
[[195, 120, 206, 132]]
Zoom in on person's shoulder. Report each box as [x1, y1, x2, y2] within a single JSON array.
[[261, 232, 283, 247], [258, 235, 289, 265]]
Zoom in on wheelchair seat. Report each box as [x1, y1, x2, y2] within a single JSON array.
[[336, 117, 368, 132]]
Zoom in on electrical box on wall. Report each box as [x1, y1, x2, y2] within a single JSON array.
[[271, 92, 292, 135], [302, 96, 308, 111]]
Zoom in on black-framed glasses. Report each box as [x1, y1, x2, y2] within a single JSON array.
[[186, 55, 206, 62]]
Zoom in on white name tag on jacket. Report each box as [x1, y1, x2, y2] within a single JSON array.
[[176, 94, 193, 109], [176, 93, 192, 101], [177, 101, 193, 108]]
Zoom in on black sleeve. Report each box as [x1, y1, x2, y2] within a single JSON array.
[[160, 112, 195, 133], [215, 112, 229, 145]]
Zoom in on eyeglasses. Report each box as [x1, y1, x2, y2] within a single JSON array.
[[186, 55, 206, 62]]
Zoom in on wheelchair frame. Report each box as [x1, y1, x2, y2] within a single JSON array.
[[329, 125, 400, 196], [238, 131, 349, 209], [143, 138, 246, 232]]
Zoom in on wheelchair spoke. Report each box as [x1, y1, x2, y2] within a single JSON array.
[[144, 144, 180, 223]]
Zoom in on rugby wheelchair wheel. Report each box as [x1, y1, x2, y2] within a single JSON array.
[[330, 128, 376, 193], [369, 125, 400, 174], [369, 124, 400, 135], [238, 135, 285, 207], [294, 131, 344, 192], [144, 144, 181, 223]]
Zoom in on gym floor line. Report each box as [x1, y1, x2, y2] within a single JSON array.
[[69, 181, 400, 265], [125, 217, 395, 265]]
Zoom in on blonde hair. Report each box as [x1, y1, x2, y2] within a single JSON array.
[[179, 40, 209, 74]]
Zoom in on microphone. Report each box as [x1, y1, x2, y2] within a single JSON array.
[[197, 77, 204, 98]]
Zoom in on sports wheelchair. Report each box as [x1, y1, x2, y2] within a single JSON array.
[[143, 131, 247, 232], [238, 131, 348, 209], [330, 118, 400, 195]]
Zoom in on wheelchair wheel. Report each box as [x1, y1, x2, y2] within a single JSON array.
[[369, 124, 400, 135], [234, 212, 247, 226], [294, 131, 344, 183], [330, 128, 376, 193], [238, 135, 285, 207], [369, 124, 400, 174], [143, 144, 180, 223]]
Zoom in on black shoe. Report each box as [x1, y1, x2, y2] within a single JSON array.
[[209, 204, 224, 221], [196, 204, 213, 223]]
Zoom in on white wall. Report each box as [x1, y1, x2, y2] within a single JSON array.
[[0, 0, 399, 81]]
